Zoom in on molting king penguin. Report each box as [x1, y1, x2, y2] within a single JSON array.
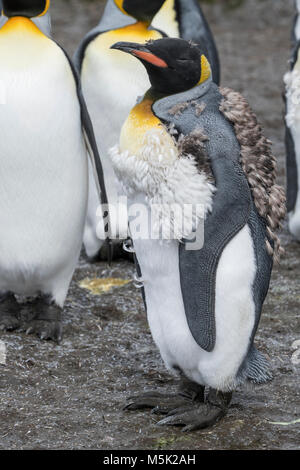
[[109, 38, 286, 430], [74, 0, 220, 261], [0, 0, 109, 342], [0, 0, 52, 36]]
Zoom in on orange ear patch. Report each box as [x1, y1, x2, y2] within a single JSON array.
[[132, 50, 168, 68]]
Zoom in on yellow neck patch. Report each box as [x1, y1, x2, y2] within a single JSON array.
[[120, 95, 161, 154], [198, 55, 211, 85], [38, 0, 50, 17], [88, 22, 162, 60], [114, 0, 130, 16], [120, 92, 176, 158], [0, 16, 45, 37]]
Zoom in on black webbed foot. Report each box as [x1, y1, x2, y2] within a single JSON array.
[[22, 296, 62, 343], [0, 293, 20, 332], [157, 389, 232, 432], [123, 381, 205, 415]]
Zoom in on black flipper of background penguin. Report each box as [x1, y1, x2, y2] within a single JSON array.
[[175, 0, 220, 84], [59, 45, 112, 259], [153, 80, 273, 353]]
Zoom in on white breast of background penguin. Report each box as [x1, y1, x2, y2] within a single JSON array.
[[0, 18, 88, 299], [295, 0, 300, 41], [152, 0, 180, 38], [284, 51, 300, 233], [110, 95, 257, 391]]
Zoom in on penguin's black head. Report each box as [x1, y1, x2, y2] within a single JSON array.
[[114, 0, 165, 24], [111, 38, 212, 95], [2, 0, 49, 18]]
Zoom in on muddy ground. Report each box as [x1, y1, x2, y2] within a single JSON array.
[[0, 0, 299, 450]]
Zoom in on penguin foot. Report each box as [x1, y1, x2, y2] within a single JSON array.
[[23, 297, 62, 343], [157, 389, 232, 432], [0, 293, 20, 332], [123, 381, 205, 415]]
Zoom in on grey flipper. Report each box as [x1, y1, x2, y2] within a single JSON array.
[[175, 0, 220, 85], [235, 206, 273, 385], [73, 0, 135, 71], [153, 82, 252, 352]]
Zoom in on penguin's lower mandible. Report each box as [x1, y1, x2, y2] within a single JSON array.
[[109, 38, 286, 431]]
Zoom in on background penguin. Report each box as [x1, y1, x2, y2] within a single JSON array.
[[284, 10, 300, 239], [109, 38, 286, 430], [0, 0, 109, 342], [0, 0, 52, 36], [74, 0, 220, 260], [292, 0, 300, 46]]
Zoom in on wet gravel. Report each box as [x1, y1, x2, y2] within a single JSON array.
[[0, 0, 299, 450]]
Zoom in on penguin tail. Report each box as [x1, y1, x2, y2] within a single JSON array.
[[237, 345, 273, 386]]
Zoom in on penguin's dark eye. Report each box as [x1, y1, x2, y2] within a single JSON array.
[[177, 58, 190, 63]]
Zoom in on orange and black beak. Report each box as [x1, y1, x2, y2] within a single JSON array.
[[111, 41, 168, 68]]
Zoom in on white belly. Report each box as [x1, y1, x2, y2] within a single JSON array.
[[81, 45, 151, 256], [131, 195, 257, 391], [286, 93, 300, 239], [0, 39, 88, 303]]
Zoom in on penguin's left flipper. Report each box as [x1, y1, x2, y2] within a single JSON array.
[[21, 297, 62, 343], [157, 389, 232, 432]]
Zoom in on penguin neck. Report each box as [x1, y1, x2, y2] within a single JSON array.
[[119, 88, 175, 157], [118, 20, 152, 34], [0, 16, 45, 37]]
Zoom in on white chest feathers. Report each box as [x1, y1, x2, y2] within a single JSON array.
[[109, 128, 215, 240]]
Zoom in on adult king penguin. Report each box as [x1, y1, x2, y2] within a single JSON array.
[[110, 38, 286, 430], [75, 0, 219, 260], [0, 0, 109, 342]]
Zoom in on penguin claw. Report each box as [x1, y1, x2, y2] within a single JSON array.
[[123, 389, 204, 415], [157, 404, 225, 431], [0, 315, 20, 332], [25, 319, 62, 343], [0, 294, 21, 332], [156, 390, 232, 431]]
